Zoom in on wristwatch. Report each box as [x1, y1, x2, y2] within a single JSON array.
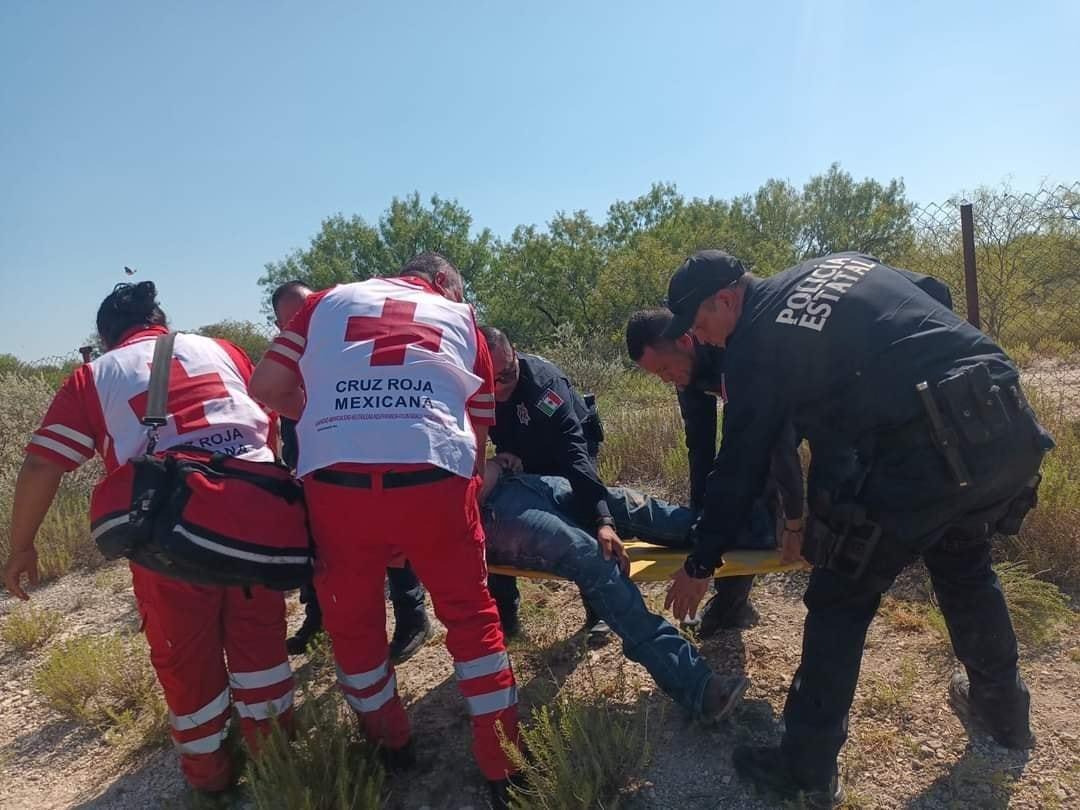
[[596, 516, 616, 529]]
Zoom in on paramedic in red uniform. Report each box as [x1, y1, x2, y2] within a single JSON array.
[[2, 282, 294, 794], [249, 253, 522, 805]]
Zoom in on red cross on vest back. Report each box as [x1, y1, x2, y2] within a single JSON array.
[[128, 360, 230, 434], [344, 297, 444, 366]]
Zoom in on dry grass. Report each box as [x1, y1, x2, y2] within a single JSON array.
[[861, 658, 918, 717], [1, 604, 63, 651], [33, 632, 168, 749]]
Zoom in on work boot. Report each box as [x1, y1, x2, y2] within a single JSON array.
[[488, 771, 527, 810], [582, 599, 612, 648], [388, 615, 433, 664], [733, 745, 844, 809], [285, 613, 323, 656], [948, 671, 1035, 749], [378, 739, 417, 773], [697, 594, 759, 637], [700, 674, 749, 724], [499, 604, 522, 640]]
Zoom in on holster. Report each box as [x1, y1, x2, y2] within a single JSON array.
[[803, 497, 883, 581]]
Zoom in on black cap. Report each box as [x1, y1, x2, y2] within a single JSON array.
[[662, 250, 745, 338]]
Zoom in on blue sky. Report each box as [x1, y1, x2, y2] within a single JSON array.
[[1, 0, 1076, 360]]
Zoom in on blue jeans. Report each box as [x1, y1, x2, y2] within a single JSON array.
[[483, 474, 714, 716]]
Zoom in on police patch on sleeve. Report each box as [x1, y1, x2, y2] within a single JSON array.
[[536, 388, 564, 417]]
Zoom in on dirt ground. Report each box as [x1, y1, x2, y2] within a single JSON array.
[[1, 561, 1077, 810]]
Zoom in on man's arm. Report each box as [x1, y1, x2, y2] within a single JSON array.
[[545, 377, 613, 525], [4, 454, 66, 599], [770, 422, 805, 521], [249, 361, 305, 420], [677, 385, 718, 510]]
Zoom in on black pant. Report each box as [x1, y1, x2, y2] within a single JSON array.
[[298, 562, 427, 632], [781, 410, 1047, 788], [782, 539, 1028, 787]]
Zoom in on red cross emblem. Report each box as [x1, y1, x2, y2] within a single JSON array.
[[128, 360, 230, 434], [345, 298, 443, 366]]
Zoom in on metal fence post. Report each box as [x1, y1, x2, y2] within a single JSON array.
[[960, 203, 981, 329]]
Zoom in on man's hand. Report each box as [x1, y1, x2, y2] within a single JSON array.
[[597, 525, 630, 575], [492, 452, 523, 474], [780, 518, 805, 564], [665, 565, 711, 622], [4, 547, 39, 601]]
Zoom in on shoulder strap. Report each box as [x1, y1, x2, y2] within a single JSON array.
[[143, 332, 177, 451]]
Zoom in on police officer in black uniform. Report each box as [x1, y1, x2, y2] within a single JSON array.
[[626, 310, 807, 633], [481, 326, 619, 644], [271, 281, 432, 662], [660, 250, 1052, 807]]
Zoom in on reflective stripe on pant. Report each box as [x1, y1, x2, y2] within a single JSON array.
[[131, 564, 294, 790], [307, 465, 520, 781]]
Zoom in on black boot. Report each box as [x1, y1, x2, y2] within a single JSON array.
[[733, 745, 843, 809], [285, 609, 323, 656], [499, 604, 522, 639], [488, 771, 527, 810], [697, 576, 757, 637], [948, 671, 1035, 749], [388, 614, 433, 664], [378, 739, 417, 773]]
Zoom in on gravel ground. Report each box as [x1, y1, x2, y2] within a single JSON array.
[[1, 563, 1077, 809]]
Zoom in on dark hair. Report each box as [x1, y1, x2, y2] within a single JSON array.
[[479, 325, 513, 355], [625, 308, 676, 361], [96, 281, 168, 349], [271, 280, 311, 317], [400, 251, 460, 285]]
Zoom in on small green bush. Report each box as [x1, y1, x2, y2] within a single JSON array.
[[1, 604, 63, 651], [505, 693, 654, 809], [245, 692, 385, 810], [34, 633, 167, 747]]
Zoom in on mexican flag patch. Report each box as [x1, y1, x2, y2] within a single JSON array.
[[536, 388, 564, 417]]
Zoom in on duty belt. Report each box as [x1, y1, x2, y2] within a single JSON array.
[[312, 466, 456, 489]]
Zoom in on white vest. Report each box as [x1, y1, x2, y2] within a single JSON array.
[[295, 278, 484, 478], [91, 333, 273, 465]]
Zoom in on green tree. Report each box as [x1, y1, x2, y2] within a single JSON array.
[[800, 163, 914, 260], [258, 192, 494, 318], [197, 320, 272, 362]]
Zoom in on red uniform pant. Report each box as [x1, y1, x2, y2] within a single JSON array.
[[305, 464, 520, 781], [131, 564, 294, 791]]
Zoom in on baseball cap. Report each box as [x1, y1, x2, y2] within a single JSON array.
[[662, 250, 746, 339]]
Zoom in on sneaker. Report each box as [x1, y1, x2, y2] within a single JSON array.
[[285, 615, 323, 656], [388, 616, 433, 665], [698, 595, 758, 638], [948, 672, 1035, 749], [733, 745, 843, 809], [378, 739, 417, 773], [582, 600, 612, 647], [700, 674, 749, 723]]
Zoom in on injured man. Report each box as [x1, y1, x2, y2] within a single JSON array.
[[474, 458, 749, 722]]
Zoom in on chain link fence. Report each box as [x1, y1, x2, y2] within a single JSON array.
[[903, 182, 1080, 421]]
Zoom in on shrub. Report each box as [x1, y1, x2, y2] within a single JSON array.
[[1, 605, 63, 651], [928, 561, 1072, 650], [34, 633, 167, 747], [504, 693, 654, 809], [245, 692, 385, 810]]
